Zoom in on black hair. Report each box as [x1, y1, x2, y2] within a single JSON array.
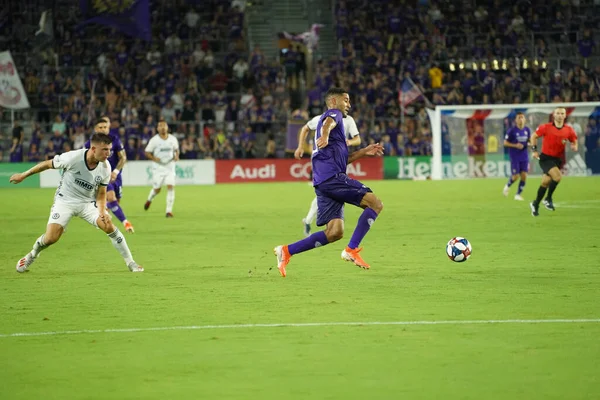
[[92, 117, 109, 127], [90, 133, 112, 145], [325, 87, 347, 100]]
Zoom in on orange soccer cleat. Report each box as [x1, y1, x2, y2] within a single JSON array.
[[124, 221, 135, 233], [341, 247, 370, 269], [273, 245, 291, 277]]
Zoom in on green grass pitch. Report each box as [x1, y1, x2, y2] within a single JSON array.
[[1, 177, 600, 399]]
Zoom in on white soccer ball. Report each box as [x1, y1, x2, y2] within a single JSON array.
[[446, 237, 472, 262]]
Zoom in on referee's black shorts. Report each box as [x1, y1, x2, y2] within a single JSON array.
[[539, 153, 563, 174]]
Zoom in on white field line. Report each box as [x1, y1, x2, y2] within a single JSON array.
[[554, 200, 600, 208], [1, 318, 600, 338]]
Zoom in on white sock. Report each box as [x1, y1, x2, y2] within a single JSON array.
[[305, 197, 318, 224], [147, 189, 158, 202], [166, 189, 175, 213], [107, 228, 134, 265], [32, 234, 48, 257]]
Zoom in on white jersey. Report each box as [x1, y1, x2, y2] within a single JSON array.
[[52, 149, 111, 204], [307, 114, 359, 139], [145, 133, 179, 173]]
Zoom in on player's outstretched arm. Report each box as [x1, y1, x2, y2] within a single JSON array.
[[346, 135, 361, 147], [347, 143, 384, 164], [9, 159, 54, 184], [295, 124, 311, 159]]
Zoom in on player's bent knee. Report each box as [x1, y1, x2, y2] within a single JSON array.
[[325, 220, 344, 242], [45, 224, 63, 244], [541, 175, 551, 186], [366, 196, 383, 214], [96, 215, 114, 233], [326, 228, 343, 242], [44, 233, 61, 244], [99, 220, 116, 233], [374, 198, 384, 214]]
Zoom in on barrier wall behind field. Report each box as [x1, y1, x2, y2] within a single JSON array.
[[0, 156, 595, 188]]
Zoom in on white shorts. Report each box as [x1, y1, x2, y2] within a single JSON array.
[[47, 200, 106, 228], [152, 170, 176, 189]]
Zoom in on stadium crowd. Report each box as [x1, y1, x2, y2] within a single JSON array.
[[1, 0, 599, 169]]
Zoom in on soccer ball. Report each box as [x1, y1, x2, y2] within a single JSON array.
[[446, 237, 472, 262]]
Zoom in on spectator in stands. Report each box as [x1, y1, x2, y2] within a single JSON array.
[[2, 0, 599, 163], [242, 126, 256, 158], [27, 142, 43, 162], [9, 136, 23, 162], [180, 135, 198, 160], [44, 140, 57, 161]]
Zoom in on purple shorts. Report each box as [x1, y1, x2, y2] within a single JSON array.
[[107, 175, 123, 199], [511, 159, 529, 174], [314, 173, 371, 227]]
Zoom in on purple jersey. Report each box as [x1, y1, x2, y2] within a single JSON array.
[[107, 133, 124, 170], [505, 126, 531, 161], [312, 109, 347, 186]]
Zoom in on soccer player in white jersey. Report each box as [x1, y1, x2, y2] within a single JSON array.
[[294, 114, 361, 236], [144, 118, 180, 217], [9, 131, 144, 273]]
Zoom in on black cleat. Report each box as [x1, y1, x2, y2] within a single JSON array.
[[530, 201, 539, 217], [543, 199, 555, 211]]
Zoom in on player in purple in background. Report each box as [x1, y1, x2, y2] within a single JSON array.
[[85, 117, 135, 233], [503, 112, 531, 201], [274, 88, 384, 277]]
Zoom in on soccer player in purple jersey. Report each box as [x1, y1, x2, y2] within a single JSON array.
[[274, 88, 384, 277], [295, 112, 362, 237], [85, 117, 135, 233], [503, 112, 531, 201]]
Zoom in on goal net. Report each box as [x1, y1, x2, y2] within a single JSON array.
[[426, 102, 600, 180]]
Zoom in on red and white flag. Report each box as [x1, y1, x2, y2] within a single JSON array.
[[0, 51, 30, 109]]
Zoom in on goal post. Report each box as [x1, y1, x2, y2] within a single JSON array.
[[426, 102, 600, 180]]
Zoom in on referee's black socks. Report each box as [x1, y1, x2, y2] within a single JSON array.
[[534, 186, 547, 205], [546, 180, 559, 201]]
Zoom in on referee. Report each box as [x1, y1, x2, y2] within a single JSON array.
[[529, 107, 578, 217]]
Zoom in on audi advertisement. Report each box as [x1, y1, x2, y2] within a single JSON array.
[[215, 158, 383, 183]]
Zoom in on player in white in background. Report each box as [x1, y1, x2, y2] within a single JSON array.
[[144, 118, 180, 217], [9, 131, 144, 273], [294, 113, 361, 236]]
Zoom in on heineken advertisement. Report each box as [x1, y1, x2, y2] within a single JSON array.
[[0, 163, 40, 187], [384, 155, 513, 179]]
